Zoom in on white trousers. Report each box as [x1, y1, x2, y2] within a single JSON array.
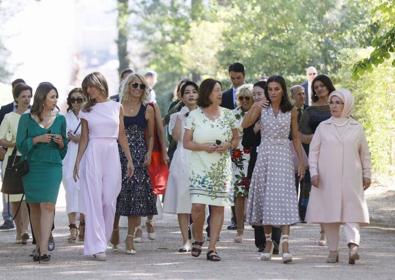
[[80, 139, 122, 256], [323, 223, 361, 251]]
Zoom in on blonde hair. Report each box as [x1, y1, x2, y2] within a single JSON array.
[[236, 84, 254, 107], [81, 72, 109, 112], [120, 73, 150, 105]]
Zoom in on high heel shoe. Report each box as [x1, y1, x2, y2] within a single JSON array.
[[125, 234, 136, 255], [260, 234, 274, 261], [146, 220, 156, 240], [110, 227, 120, 250], [326, 250, 339, 263], [348, 243, 360, 265], [281, 235, 293, 264], [68, 224, 78, 243], [319, 230, 326, 246], [78, 222, 85, 242]]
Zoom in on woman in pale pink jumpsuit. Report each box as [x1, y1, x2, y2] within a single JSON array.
[[73, 72, 134, 261]]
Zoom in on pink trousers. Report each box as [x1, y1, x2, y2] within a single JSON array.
[[323, 223, 360, 251], [80, 139, 122, 256]]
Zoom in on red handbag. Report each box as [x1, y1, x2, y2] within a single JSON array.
[[147, 103, 169, 195]]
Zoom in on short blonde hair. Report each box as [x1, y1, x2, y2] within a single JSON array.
[[236, 84, 253, 98], [120, 73, 150, 104]]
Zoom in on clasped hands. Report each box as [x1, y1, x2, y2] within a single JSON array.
[[203, 141, 231, 153], [34, 133, 64, 148]]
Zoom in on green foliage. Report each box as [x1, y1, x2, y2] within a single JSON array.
[[338, 49, 395, 175], [352, 0, 395, 78]]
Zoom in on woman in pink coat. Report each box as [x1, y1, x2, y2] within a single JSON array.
[[306, 89, 371, 265]]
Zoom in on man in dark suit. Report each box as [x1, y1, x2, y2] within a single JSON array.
[[110, 68, 134, 102], [300, 66, 317, 106], [217, 62, 246, 231], [0, 78, 25, 231], [221, 62, 246, 110]]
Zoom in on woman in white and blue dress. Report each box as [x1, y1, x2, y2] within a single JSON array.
[[243, 75, 305, 264], [163, 81, 199, 252], [62, 88, 85, 243]]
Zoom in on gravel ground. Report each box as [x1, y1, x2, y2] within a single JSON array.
[[0, 182, 394, 280]]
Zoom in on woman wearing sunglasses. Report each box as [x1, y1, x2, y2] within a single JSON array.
[[62, 88, 85, 243], [110, 73, 157, 255], [231, 84, 254, 243]]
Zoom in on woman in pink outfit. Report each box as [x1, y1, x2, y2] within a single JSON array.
[[73, 72, 134, 261], [306, 89, 371, 265]]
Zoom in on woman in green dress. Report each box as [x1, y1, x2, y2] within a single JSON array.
[[16, 82, 67, 263]]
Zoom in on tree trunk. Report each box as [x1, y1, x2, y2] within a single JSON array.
[[116, 0, 130, 77]]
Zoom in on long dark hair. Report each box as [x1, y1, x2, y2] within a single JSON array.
[[265, 75, 293, 113], [31, 82, 58, 121], [66, 87, 84, 112], [311, 74, 336, 103]]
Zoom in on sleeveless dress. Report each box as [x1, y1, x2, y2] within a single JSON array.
[[116, 105, 157, 216], [247, 106, 299, 226], [163, 106, 192, 214]]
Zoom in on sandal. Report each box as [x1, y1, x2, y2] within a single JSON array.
[[191, 241, 204, 257], [206, 250, 221, 261]]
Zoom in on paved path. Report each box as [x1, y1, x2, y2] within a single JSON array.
[[1, 188, 395, 280]]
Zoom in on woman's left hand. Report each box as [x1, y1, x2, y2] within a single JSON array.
[[52, 134, 64, 148], [363, 177, 371, 190], [297, 163, 305, 181], [127, 160, 134, 177], [216, 142, 231, 153], [144, 153, 152, 166], [161, 150, 169, 166]]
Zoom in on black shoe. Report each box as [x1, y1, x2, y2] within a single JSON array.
[[48, 235, 55, 251], [227, 224, 237, 230], [39, 254, 51, 263], [258, 247, 265, 252], [0, 220, 15, 231]]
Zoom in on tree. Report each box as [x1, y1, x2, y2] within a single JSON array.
[[352, 1, 395, 78], [116, 0, 131, 77]]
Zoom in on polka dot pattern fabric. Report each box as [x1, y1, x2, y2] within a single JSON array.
[[247, 106, 299, 226]]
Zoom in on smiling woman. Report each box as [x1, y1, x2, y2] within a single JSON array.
[[16, 82, 68, 263]]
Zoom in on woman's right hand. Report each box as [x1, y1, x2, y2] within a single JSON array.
[[73, 163, 80, 182], [254, 97, 270, 109], [311, 175, 319, 188], [34, 134, 52, 144]]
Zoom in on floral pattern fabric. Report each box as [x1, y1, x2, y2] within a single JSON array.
[[231, 107, 251, 197], [184, 107, 237, 206]]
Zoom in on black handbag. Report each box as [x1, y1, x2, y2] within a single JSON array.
[[1, 148, 29, 194]]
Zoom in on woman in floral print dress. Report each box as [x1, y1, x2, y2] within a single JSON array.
[[184, 78, 239, 261], [231, 84, 254, 243]]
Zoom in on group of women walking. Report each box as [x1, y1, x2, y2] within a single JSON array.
[[0, 70, 371, 266]]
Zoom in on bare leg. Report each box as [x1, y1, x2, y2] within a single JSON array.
[[11, 202, 22, 242], [29, 203, 41, 251], [39, 203, 55, 256], [191, 204, 205, 242], [281, 225, 290, 253], [110, 214, 121, 248], [208, 206, 224, 252], [68, 212, 77, 225], [262, 226, 273, 254], [20, 202, 30, 237], [177, 214, 190, 245], [126, 216, 141, 254]]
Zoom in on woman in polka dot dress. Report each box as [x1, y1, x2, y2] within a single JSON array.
[[243, 76, 305, 264]]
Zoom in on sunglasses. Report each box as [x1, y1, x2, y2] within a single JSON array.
[[70, 97, 83, 104], [238, 96, 251, 101], [129, 83, 146, 90]]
